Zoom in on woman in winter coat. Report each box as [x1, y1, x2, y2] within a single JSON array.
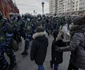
[[50, 30, 66, 70], [56, 16, 85, 70], [30, 27, 48, 70], [50, 19, 70, 70]]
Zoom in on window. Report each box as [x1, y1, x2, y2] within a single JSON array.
[[76, 8, 77, 10]]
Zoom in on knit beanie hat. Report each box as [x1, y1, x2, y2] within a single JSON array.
[[73, 16, 85, 25]]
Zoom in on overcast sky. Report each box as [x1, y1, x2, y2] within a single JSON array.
[[14, 0, 49, 14]]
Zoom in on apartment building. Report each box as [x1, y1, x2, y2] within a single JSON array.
[[49, 0, 85, 16], [49, 0, 57, 15], [79, 0, 85, 11], [57, 0, 64, 14], [57, 0, 79, 14]]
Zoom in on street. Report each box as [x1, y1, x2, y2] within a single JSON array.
[[0, 0, 85, 70], [12, 35, 71, 70]]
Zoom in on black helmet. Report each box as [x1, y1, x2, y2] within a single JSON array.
[[25, 13, 32, 18], [15, 13, 21, 20], [9, 12, 15, 20], [9, 12, 14, 17]]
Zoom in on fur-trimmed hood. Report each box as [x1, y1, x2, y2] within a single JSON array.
[[32, 31, 48, 39]]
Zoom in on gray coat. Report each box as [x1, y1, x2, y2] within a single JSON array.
[[57, 31, 85, 69]]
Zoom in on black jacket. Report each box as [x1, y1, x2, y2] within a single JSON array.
[[51, 39, 69, 64], [30, 32, 48, 65]]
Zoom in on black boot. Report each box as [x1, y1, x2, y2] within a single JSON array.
[[50, 60, 54, 68], [21, 51, 28, 55], [21, 40, 29, 55], [8, 62, 17, 70], [2, 63, 9, 70]]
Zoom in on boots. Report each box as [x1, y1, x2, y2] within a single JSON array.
[[8, 62, 17, 70], [21, 40, 29, 55], [50, 60, 54, 68], [21, 51, 28, 55]]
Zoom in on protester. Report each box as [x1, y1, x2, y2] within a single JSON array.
[[30, 27, 48, 70], [56, 16, 85, 70], [50, 30, 63, 70]]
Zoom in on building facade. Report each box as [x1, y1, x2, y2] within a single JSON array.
[[0, 0, 19, 17], [57, 0, 64, 15], [49, 0, 57, 15], [79, 0, 85, 11], [49, 0, 85, 16]]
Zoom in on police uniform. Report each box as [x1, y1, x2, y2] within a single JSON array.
[[0, 18, 9, 70], [2, 19, 16, 70], [21, 19, 32, 55]]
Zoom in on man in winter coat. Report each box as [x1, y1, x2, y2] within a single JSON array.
[[56, 16, 85, 70], [30, 27, 48, 70]]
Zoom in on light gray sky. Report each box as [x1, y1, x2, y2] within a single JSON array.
[[14, 0, 49, 14]]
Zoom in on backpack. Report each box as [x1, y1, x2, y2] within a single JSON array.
[[26, 26, 32, 35], [25, 21, 32, 34]]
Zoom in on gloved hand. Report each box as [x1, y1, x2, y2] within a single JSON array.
[[55, 46, 62, 52]]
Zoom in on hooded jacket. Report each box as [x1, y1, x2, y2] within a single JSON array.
[[30, 31, 48, 65], [57, 25, 85, 69]]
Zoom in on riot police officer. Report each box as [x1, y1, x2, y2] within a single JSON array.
[[2, 17, 17, 70], [9, 13, 19, 51], [13, 13, 25, 46], [21, 14, 32, 55], [0, 11, 9, 70]]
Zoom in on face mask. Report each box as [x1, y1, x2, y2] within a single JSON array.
[[27, 18, 30, 21], [15, 17, 18, 20], [10, 17, 14, 20], [69, 23, 73, 29]]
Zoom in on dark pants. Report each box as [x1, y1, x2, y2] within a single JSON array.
[[5, 33, 16, 64], [24, 40, 29, 52], [68, 61, 78, 70], [16, 34, 22, 44], [0, 46, 8, 70], [5, 48, 16, 64], [38, 65, 45, 70], [24, 34, 31, 52], [54, 64, 58, 70]]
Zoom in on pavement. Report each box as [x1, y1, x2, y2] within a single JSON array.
[[12, 35, 71, 70]]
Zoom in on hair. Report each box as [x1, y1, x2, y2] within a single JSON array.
[[36, 27, 44, 32]]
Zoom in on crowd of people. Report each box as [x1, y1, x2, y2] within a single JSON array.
[[0, 11, 85, 70]]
